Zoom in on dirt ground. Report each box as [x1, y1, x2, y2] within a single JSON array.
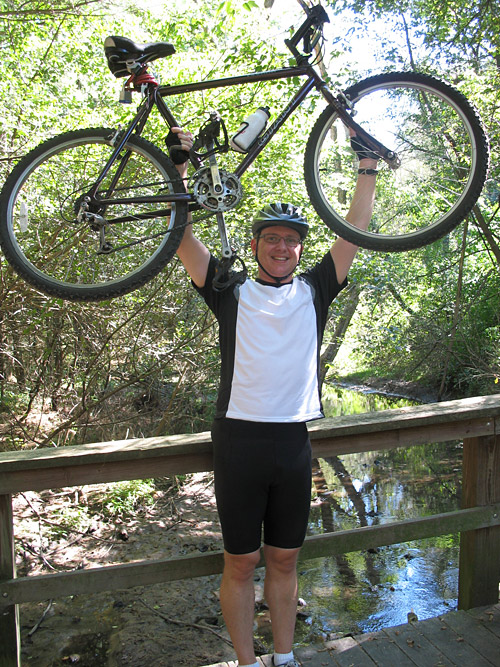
[[13, 474, 248, 667]]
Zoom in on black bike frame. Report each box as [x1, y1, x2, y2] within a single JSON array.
[[90, 1, 399, 221], [156, 64, 322, 177]]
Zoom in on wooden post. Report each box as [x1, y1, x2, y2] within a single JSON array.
[[0, 494, 20, 667], [458, 432, 500, 609]]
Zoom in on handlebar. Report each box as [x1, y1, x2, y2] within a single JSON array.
[[285, 4, 329, 63]]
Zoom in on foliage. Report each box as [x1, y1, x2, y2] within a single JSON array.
[[0, 0, 499, 453], [330, 0, 499, 67], [99, 478, 156, 516]]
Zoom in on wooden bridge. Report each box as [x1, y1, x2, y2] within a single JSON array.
[[1, 394, 500, 666], [204, 603, 500, 666]]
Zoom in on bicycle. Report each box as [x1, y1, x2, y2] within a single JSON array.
[[0, 3, 489, 301]]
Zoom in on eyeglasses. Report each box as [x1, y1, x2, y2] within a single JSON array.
[[260, 233, 302, 248]]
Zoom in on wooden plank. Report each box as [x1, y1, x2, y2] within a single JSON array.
[[3, 504, 500, 606], [0, 451, 214, 494], [0, 548, 226, 605], [294, 643, 342, 665], [311, 416, 495, 458], [352, 631, 419, 666], [0, 396, 498, 475], [0, 431, 213, 470], [0, 416, 489, 495], [202, 606, 500, 667], [459, 433, 500, 609], [382, 621, 455, 666], [414, 616, 496, 666], [0, 494, 20, 667], [308, 395, 500, 439], [467, 604, 500, 639], [1, 396, 499, 495], [321, 636, 376, 666], [440, 608, 500, 665], [299, 503, 500, 562]]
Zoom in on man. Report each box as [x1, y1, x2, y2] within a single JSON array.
[[171, 126, 378, 667]]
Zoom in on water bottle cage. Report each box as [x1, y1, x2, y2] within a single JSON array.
[[191, 115, 229, 160]]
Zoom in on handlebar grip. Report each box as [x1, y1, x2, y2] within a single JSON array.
[[165, 130, 190, 165]]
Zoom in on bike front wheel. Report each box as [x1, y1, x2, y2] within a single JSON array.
[[0, 128, 188, 301], [304, 72, 489, 251]]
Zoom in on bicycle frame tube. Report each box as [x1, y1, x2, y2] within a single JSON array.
[[88, 94, 156, 198], [156, 64, 325, 177], [156, 63, 398, 172]]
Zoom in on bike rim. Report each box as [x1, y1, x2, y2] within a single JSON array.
[[313, 78, 480, 244], [6, 133, 182, 292]]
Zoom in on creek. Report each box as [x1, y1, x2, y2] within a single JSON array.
[[267, 385, 461, 643]]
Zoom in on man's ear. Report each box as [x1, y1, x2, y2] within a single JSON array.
[[250, 237, 257, 256]]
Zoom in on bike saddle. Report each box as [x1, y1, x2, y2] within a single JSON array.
[[104, 36, 176, 78]]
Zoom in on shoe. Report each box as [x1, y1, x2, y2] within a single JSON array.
[[273, 660, 300, 667]]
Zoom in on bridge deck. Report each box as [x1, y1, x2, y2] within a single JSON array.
[[203, 603, 500, 666]]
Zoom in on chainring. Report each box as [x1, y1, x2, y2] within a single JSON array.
[[191, 167, 243, 212]]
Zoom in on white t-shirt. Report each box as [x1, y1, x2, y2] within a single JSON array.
[[196, 251, 347, 422]]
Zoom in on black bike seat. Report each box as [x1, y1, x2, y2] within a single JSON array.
[[104, 36, 176, 78]]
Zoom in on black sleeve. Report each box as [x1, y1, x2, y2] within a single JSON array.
[[300, 252, 348, 308]]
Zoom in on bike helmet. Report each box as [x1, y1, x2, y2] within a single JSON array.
[[252, 202, 309, 240]]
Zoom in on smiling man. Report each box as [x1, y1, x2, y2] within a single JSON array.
[[171, 126, 378, 667]]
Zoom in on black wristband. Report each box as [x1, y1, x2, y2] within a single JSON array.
[[358, 168, 378, 175]]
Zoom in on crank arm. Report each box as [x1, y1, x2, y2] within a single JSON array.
[[216, 211, 234, 259]]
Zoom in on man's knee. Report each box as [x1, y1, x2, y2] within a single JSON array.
[[263, 545, 300, 575], [223, 548, 261, 581]]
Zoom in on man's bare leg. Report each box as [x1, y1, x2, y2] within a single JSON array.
[[220, 548, 261, 665], [263, 544, 301, 654]]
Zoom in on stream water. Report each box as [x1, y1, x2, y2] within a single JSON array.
[[267, 385, 461, 644]]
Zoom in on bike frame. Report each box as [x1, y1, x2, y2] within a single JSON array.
[[87, 5, 398, 266], [93, 61, 394, 209]]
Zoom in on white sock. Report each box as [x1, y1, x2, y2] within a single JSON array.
[[274, 651, 294, 665], [239, 663, 259, 667]]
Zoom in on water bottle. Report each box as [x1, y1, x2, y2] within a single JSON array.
[[230, 107, 270, 153]]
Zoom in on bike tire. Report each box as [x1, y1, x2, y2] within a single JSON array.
[[304, 72, 489, 252], [0, 128, 187, 301]]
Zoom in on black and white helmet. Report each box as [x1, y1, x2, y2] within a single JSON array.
[[252, 202, 309, 240]]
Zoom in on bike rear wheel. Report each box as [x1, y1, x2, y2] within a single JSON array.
[[304, 72, 489, 251], [0, 128, 187, 301]]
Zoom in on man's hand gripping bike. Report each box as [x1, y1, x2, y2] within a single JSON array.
[[0, 3, 489, 301]]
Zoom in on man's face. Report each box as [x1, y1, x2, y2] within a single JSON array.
[[251, 225, 302, 283]]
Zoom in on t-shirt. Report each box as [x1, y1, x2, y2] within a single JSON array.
[[195, 251, 347, 422]]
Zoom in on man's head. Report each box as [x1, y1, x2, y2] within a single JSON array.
[[251, 203, 309, 284]]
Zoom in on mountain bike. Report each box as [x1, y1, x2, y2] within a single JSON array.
[[0, 4, 489, 301]]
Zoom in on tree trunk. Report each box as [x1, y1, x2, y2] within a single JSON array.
[[319, 283, 362, 387]]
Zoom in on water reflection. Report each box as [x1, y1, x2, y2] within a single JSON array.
[[296, 385, 461, 642]]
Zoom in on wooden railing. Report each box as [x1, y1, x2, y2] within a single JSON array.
[[1, 395, 500, 667]]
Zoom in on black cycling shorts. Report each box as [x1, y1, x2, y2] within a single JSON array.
[[211, 418, 312, 555]]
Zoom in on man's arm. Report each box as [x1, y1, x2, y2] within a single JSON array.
[[330, 140, 378, 284], [171, 127, 211, 288]]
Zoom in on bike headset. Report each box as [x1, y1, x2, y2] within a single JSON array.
[[251, 203, 309, 285]]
